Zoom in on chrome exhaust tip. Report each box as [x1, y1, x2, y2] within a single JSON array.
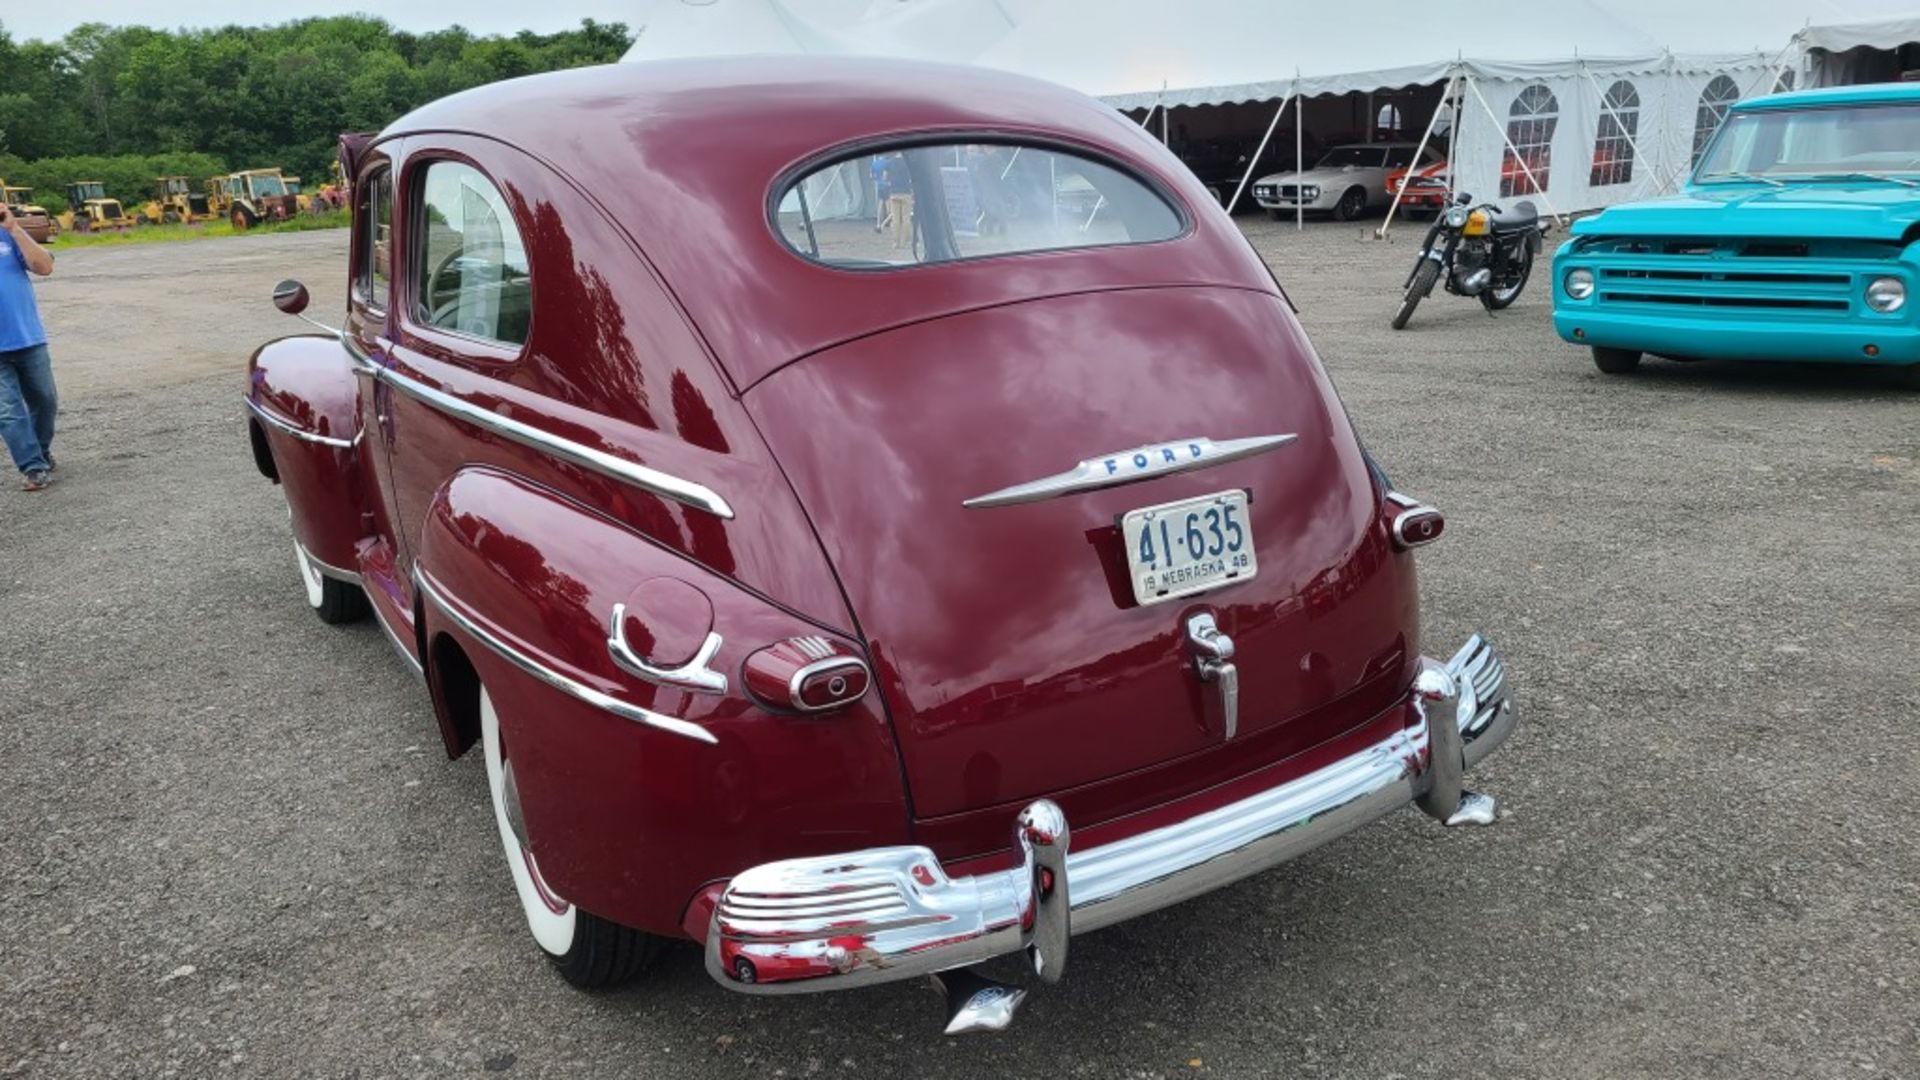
[[935, 967, 1028, 1035]]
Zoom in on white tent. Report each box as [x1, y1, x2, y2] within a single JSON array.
[[622, 0, 1920, 216]]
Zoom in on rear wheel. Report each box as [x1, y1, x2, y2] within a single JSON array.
[[1481, 244, 1534, 310], [1592, 347, 1643, 374], [481, 686, 661, 988], [163, 210, 182, 224], [1392, 259, 1442, 330], [231, 207, 256, 230], [295, 541, 369, 624], [1331, 187, 1368, 222]]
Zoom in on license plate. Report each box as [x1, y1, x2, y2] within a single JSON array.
[[1120, 490, 1256, 606]]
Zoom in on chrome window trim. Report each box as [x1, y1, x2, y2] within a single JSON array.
[[417, 569, 718, 745], [340, 339, 734, 519], [247, 397, 358, 449], [964, 434, 1296, 509]]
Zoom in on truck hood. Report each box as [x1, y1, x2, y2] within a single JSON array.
[[1574, 183, 1920, 241]]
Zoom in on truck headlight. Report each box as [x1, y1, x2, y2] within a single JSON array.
[[1565, 268, 1596, 300], [1865, 277, 1906, 313]]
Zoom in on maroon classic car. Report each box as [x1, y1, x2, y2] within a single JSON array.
[[244, 58, 1515, 1033]]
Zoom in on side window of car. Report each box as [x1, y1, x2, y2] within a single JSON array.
[[358, 168, 392, 314], [413, 161, 531, 346]]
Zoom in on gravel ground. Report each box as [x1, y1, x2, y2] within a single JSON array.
[[2, 222, 1915, 1079]]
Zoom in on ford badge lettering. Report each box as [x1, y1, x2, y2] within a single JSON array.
[[964, 434, 1297, 509]]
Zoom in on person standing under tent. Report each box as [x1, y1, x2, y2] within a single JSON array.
[[880, 152, 915, 253]]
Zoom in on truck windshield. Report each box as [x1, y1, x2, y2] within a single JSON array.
[[1697, 102, 1920, 182]]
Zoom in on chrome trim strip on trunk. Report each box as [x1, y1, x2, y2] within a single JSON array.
[[416, 569, 718, 745], [341, 339, 734, 520], [963, 434, 1297, 509], [247, 397, 358, 449]]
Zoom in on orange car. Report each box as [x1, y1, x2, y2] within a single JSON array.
[[1385, 158, 1451, 216]]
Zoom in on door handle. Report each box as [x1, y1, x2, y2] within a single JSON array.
[[1186, 612, 1239, 740], [608, 603, 728, 694]]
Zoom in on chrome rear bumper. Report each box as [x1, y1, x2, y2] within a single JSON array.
[[706, 634, 1514, 994]]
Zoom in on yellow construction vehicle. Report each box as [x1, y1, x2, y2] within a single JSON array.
[[0, 180, 56, 243], [214, 168, 302, 229], [139, 176, 218, 225], [56, 181, 136, 233]]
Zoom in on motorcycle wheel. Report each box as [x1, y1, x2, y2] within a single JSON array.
[[1392, 259, 1441, 330], [1481, 244, 1534, 311]]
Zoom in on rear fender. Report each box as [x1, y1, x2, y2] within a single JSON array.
[[246, 334, 368, 574], [413, 467, 910, 936]]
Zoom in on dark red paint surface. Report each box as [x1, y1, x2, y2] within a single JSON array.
[[244, 57, 1431, 938]]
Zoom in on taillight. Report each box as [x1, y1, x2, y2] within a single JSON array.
[[1386, 491, 1445, 550], [743, 636, 872, 713]]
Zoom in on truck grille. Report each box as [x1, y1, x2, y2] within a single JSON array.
[[1578, 236, 1895, 318]]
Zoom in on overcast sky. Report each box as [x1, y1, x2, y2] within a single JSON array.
[[2, 3, 643, 44]]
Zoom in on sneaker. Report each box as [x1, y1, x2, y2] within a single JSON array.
[[44, 452, 54, 472], [21, 469, 51, 492]]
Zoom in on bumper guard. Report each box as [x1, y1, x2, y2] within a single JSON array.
[[706, 634, 1513, 995]]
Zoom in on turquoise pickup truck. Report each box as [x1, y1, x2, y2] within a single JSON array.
[[1553, 83, 1919, 384]]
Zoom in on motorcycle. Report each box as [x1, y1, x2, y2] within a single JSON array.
[[1391, 192, 1551, 329]]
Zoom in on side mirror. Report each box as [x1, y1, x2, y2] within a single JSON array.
[[273, 279, 311, 315]]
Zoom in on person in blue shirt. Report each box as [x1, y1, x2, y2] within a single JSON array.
[[0, 198, 57, 491]]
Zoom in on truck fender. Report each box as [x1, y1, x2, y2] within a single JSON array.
[[245, 334, 369, 575], [412, 466, 909, 936]]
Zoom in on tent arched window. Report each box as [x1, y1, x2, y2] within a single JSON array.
[[1590, 80, 1639, 187], [1693, 75, 1741, 165], [1377, 102, 1403, 136], [1501, 84, 1557, 198]]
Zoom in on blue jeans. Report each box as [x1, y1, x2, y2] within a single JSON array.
[[0, 343, 57, 475]]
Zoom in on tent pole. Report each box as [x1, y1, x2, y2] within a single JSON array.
[[1226, 91, 1293, 216], [1294, 79, 1304, 232], [1465, 73, 1565, 224], [1377, 66, 1457, 240]]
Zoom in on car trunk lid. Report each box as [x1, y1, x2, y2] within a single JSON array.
[[745, 286, 1418, 829]]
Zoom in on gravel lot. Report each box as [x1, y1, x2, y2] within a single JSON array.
[[2, 221, 1915, 1079]]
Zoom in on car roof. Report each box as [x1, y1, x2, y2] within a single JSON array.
[[379, 58, 1276, 389], [1735, 82, 1920, 112]]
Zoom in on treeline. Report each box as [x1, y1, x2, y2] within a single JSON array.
[[0, 16, 632, 211]]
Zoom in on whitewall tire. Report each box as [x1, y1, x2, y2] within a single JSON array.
[[479, 686, 660, 987], [294, 540, 369, 624]]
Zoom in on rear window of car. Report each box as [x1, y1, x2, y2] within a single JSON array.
[[775, 141, 1183, 269]]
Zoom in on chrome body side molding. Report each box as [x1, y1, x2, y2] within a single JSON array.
[[963, 434, 1296, 509], [371, 598, 425, 679], [416, 570, 719, 745], [247, 397, 358, 449], [341, 339, 734, 520]]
